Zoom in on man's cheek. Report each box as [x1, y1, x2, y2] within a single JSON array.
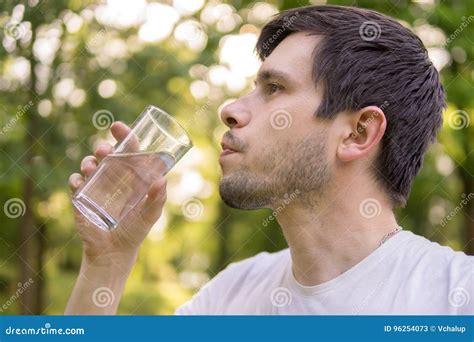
[[268, 108, 294, 131]]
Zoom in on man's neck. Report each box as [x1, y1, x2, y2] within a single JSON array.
[[274, 189, 399, 287]]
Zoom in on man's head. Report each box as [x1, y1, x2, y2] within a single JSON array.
[[218, 5, 445, 210]]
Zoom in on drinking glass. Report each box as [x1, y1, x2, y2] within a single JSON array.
[[72, 105, 192, 231]]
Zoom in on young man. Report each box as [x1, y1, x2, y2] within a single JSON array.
[[66, 5, 473, 315]]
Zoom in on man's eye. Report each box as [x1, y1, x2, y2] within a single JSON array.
[[267, 83, 282, 95]]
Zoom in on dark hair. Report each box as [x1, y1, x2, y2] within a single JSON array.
[[256, 5, 446, 207]]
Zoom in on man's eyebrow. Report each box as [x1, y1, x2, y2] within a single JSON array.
[[256, 69, 295, 86]]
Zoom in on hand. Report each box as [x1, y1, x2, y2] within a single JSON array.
[[69, 122, 167, 264]]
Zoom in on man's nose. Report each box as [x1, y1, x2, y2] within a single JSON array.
[[220, 100, 251, 129]]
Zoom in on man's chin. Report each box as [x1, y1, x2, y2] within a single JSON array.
[[218, 174, 271, 210]]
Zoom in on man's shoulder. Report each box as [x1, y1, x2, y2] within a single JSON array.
[[400, 230, 472, 263], [397, 231, 472, 278], [394, 230, 473, 314]]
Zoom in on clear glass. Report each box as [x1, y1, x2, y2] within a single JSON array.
[[72, 105, 192, 231]]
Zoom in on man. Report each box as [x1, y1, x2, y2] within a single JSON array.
[[66, 5, 473, 315]]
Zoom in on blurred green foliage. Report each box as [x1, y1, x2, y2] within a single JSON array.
[[0, 0, 472, 314]]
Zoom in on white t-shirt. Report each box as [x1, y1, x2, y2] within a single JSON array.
[[176, 230, 473, 315]]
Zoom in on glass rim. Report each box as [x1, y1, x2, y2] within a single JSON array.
[[145, 104, 193, 148]]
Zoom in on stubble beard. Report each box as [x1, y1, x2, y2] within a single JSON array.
[[219, 131, 331, 210]]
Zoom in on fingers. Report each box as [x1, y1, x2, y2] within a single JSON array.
[[117, 177, 166, 243], [94, 143, 113, 162], [139, 177, 167, 225], [80, 155, 98, 177], [69, 173, 85, 193], [111, 121, 132, 142], [70, 148, 106, 195], [111, 121, 139, 152]]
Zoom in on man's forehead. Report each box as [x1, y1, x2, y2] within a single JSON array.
[[258, 33, 319, 84]]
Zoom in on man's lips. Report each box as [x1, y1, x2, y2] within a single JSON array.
[[220, 148, 236, 157], [220, 141, 239, 158]]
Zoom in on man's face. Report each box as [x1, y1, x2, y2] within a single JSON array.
[[219, 33, 332, 210]]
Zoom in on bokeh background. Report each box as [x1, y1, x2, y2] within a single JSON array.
[[0, 0, 472, 315]]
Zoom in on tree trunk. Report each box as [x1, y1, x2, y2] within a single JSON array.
[[18, 14, 45, 314], [35, 220, 47, 313], [18, 178, 36, 314]]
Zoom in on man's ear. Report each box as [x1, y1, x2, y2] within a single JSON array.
[[336, 106, 387, 162]]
